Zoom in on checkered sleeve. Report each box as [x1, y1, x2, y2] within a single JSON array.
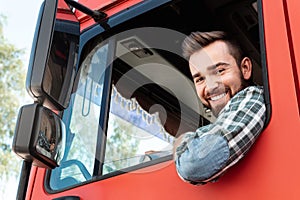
[[174, 86, 266, 184], [219, 86, 266, 164]]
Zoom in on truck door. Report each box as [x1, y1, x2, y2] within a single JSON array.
[[18, 0, 300, 199], [26, 0, 273, 199]]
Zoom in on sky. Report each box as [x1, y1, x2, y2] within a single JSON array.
[[0, 0, 44, 198], [0, 0, 44, 63]]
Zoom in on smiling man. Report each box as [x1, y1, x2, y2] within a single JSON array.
[[174, 31, 266, 185]]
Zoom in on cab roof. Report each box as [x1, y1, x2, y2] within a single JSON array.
[[57, 0, 142, 31]]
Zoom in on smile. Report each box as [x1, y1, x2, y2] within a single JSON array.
[[210, 93, 226, 101]]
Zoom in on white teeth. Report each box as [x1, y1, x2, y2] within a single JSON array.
[[210, 93, 226, 101]]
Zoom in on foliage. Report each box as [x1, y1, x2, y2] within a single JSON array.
[[104, 115, 140, 173], [0, 15, 26, 180], [67, 92, 140, 175], [67, 93, 101, 173]]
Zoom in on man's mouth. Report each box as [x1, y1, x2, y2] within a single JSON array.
[[209, 93, 226, 101]]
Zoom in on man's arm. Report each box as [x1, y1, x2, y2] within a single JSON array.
[[174, 86, 266, 184]]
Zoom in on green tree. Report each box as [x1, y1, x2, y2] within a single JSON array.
[[0, 15, 26, 180], [67, 92, 140, 175], [104, 115, 140, 173]]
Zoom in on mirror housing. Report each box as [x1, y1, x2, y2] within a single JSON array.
[[13, 104, 66, 169], [26, 0, 79, 110]]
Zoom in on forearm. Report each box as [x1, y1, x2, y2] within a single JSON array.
[[174, 86, 266, 184]]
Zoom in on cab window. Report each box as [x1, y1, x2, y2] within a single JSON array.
[[48, 0, 268, 191]]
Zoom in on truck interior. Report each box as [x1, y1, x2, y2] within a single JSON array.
[[48, 0, 264, 191]]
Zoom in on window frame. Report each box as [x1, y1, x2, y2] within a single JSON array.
[[45, 0, 270, 193]]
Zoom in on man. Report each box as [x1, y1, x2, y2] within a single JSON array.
[[174, 31, 266, 185]]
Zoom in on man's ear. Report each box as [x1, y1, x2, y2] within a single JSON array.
[[240, 57, 252, 80]]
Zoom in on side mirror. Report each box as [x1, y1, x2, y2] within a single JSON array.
[[12, 104, 66, 169], [26, 0, 79, 110]]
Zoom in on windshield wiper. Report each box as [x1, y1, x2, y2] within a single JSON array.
[[64, 0, 107, 23]]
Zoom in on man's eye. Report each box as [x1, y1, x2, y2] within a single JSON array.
[[195, 77, 205, 83], [216, 68, 225, 75]]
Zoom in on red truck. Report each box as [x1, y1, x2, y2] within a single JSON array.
[[12, 0, 300, 199]]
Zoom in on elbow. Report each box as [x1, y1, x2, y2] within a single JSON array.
[[175, 134, 230, 183]]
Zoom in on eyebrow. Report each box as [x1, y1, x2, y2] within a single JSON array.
[[191, 62, 230, 79], [206, 64, 218, 72], [192, 73, 201, 79], [207, 62, 229, 71]]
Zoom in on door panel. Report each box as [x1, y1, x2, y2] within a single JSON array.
[[29, 0, 300, 199]]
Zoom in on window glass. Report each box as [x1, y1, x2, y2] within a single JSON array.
[[49, 43, 108, 190], [103, 85, 173, 174]]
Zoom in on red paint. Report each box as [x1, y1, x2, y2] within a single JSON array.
[[25, 0, 300, 199]]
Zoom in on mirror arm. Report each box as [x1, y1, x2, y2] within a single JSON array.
[[16, 160, 32, 200]]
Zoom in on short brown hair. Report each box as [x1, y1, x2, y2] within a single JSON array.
[[182, 31, 245, 65]]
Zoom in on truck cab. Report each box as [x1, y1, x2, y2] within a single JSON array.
[[13, 0, 300, 199]]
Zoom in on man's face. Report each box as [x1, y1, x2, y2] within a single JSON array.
[[189, 40, 251, 116]]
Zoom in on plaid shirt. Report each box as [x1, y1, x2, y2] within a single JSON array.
[[175, 86, 266, 184]]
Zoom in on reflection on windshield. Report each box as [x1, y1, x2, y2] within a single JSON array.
[[110, 85, 174, 144], [104, 85, 173, 174]]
